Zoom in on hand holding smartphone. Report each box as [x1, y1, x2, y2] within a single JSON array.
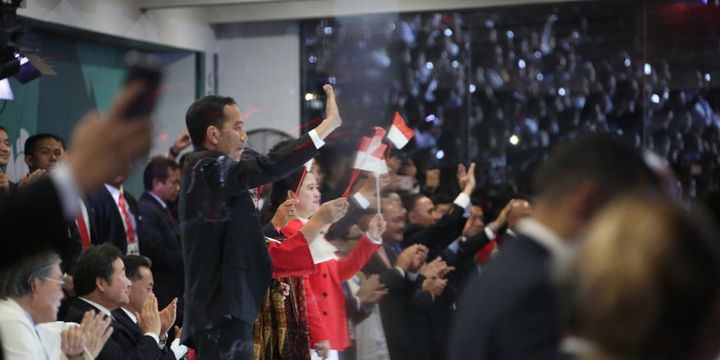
[[123, 51, 163, 119]]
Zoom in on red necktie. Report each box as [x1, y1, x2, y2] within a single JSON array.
[[75, 213, 91, 249], [117, 194, 136, 245], [166, 207, 175, 224]]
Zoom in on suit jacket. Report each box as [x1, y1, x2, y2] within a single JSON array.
[[0, 176, 72, 269], [137, 192, 184, 314], [402, 203, 466, 259], [0, 298, 93, 360], [88, 186, 140, 254], [447, 233, 560, 360], [362, 243, 433, 360], [65, 298, 164, 360], [179, 135, 318, 345], [111, 309, 177, 360]]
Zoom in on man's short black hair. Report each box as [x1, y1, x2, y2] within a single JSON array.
[[73, 244, 122, 297], [533, 134, 651, 203], [122, 255, 152, 282], [401, 193, 427, 213], [430, 193, 454, 206], [24, 133, 65, 155], [0, 125, 7, 135], [185, 95, 236, 148], [143, 156, 179, 191]]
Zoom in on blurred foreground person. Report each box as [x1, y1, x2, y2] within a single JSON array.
[[448, 134, 653, 360], [573, 196, 720, 360]]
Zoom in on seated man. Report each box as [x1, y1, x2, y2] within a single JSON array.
[[0, 252, 111, 359], [112, 255, 186, 360], [65, 244, 164, 360]]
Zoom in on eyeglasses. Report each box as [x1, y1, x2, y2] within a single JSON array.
[[40, 274, 67, 287]]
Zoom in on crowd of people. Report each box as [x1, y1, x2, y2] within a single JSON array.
[[1, 71, 720, 360], [302, 3, 720, 206]]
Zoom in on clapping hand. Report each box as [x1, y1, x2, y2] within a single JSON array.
[[356, 274, 388, 305]]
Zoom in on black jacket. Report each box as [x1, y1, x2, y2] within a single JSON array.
[[402, 203, 466, 259], [178, 136, 318, 345], [111, 309, 179, 360], [88, 186, 141, 254], [447, 233, 560, 360], [65, 298, 165, 360], [362, 243, 433, 360], [0, 176, 72, 268], [137, 192, 184, 317]]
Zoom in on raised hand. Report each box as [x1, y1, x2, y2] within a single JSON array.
[[136, 293, 161, 336], [322, 85, 341, 131], [461, 162, 476, 195], [396, 244, 429, 273], [18, 169, 47, 187], [61, 324, 85, 358], [422, 277, 448, 297], [271, 198, 299, 230], [79, 310, 113, 359], [507, 199, 534, 230], [171, 131, 192, 155], [409, 245, 429, 273], [314, 84, 342, 139], [356, 274, 388, 305], [313, 198, 349, 225], [159, 298, 178, 337], [420, 257, 452, 279], [457, 163, 467, 190], [366, 214, 387, 242], [68, 81, 152, 193]]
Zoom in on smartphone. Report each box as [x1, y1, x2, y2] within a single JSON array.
[[123, 51, 163, 119]]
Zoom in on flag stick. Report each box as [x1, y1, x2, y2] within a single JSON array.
[[295, 167, 308, 194], [375, 173, 381, 215]]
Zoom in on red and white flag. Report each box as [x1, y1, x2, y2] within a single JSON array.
[[304, 158, 314, 172], [386, 112, 415, 149], [353, 127, 388, 174]]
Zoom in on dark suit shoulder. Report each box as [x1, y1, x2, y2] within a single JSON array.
[[65, 298, 102, 323], [462, 234, 553, 315]]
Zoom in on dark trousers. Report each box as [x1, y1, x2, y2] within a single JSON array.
[[192, 319, 253, 360]]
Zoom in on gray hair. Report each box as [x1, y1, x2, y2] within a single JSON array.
[[0, 252, 61, 299]]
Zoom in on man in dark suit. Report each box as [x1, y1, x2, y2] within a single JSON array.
[[179, 85, 342, 359], [88, 171, 142, 255], [113, 255, 187, 360], [65, 244, 164, 360], [138, 156, 184, 321], [448, 134, 654, 360]]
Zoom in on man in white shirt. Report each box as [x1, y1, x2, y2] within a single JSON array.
[[0, 252, 111, 359]]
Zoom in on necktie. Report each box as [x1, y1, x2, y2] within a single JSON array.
[[165, 207, 175, 224], [117, 194, 138, 253], [75, 212, 91, 249]]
